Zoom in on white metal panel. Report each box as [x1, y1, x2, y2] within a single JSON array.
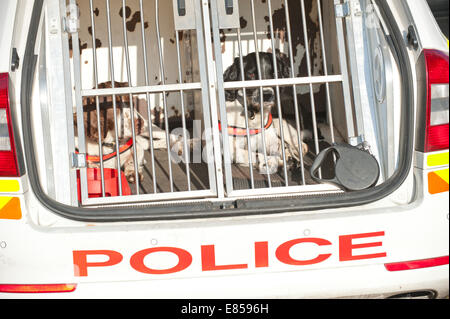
[[406, 0, 448, 51], [0, 0, 18, 73], [45, 0, 79, 205]]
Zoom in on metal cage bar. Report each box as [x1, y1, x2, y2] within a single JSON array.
[[155, 0, 175, 193], [236, 28, 255, 189], [88, 0, 106, 197], [138, 0, 158, 194], [283, 0, 306, 185], [121, 0, 141, 194], [201, 0, 226, 198], [70, 0, 90, 202], [317, 0, 336, 146], [267, 0, 289, 186], [192, 0, 219, 196], [334, 0, 358, 141], [175, 30, 192, 192], [105, 0, 124, 196], [210, 0, 234, 195], [300, 0, 322, 178], [250, 0, 272, 186]]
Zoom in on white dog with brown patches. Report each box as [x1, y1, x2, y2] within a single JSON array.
[[74, 81, 165, 184]]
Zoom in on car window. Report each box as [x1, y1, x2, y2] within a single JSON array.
[[427, 0, 449, 39]]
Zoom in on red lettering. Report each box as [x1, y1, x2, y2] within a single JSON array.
[[255, 242, 269, 268], [130, 247, 192, 275], [201, 245, 248, 271], [73, 250, 123, 277], [339, 231, 386, 261], [276, 238, 332, 266], [72, 231, 388, 276]]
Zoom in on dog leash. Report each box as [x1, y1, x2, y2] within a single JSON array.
[[218, 113, 273, 137], [76, 138, 134, 163]]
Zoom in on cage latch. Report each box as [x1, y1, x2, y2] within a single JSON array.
[[177, 0, 186, 16], [335, 2, 351, 18], [216, 0, 240, 29], [172, 0, 196, 30], [64, 3, 80, 34], [71, 152, 86, 169], [225, 0, 233, 15], [348, 135, 365, 147]]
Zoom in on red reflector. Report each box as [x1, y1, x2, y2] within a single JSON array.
[[384, 256, 449, 272], [0, 283, 77, 293], [426, 50, 449, 84], [0, 73, 19, 177], [426, 123, 449, 152]]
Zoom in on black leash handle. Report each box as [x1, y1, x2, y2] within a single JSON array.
[[310, 143, 380, 192], [310, 146, 340, 186]]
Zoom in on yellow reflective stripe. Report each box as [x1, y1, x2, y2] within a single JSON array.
[[427, 152, 449, 167], [0, 180, 20, 193], [435, 168, 449, 184], [0, 196, 12, 209]]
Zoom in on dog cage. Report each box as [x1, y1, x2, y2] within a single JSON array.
[[35, 0, 389, 207]]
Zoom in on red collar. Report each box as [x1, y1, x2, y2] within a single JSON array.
[[77, 138, 134, 163], [218, 113, 273, 137]]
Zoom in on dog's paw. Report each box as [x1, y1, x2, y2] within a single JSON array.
[[124, 169, 144, 184], [286, 157, 299, 171], [125, 172, 136, 184], [302, 142, 309, 156], [258, 156, 279, 175], [170, 140, 186, 162]]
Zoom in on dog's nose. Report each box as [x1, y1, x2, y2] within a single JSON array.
[[262, 88, 275, 102]]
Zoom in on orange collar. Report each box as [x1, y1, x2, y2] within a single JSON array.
[[219, 113, 273, 136], [77, 138, 134, 163]]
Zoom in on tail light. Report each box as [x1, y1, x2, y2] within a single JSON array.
[[0, 73, 19, 177], [424, 50, 449, 153]]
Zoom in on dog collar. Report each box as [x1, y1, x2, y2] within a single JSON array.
[[76, 138, 134, 163], [219, 113, 273, 137]]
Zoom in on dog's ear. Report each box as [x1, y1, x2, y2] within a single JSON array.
[[223, 57, 240, 81], [225, 90, 237, 102], [223, 57, 240, 101], [275, 50, 291, 78]]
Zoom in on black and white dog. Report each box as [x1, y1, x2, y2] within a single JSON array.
[[223, 51, 292, 120], [172, 51, 309, 174]]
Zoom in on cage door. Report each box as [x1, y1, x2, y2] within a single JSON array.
[[209, 0, 360, 197], [65, 0, 220, 206]]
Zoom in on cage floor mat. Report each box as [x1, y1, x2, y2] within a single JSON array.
[[131, 140, 335, 195]]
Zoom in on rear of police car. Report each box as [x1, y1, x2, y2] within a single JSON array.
[[0, 0, 448, 298]]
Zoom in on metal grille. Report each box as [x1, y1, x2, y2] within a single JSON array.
[[211, 0, 360, 197], [69, 0, 218, 205], [47, 0, 365, 206]]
